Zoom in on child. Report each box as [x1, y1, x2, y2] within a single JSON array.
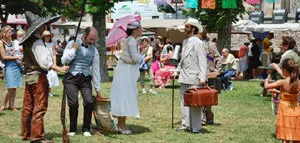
[[264, 59, 300, 143], [236, 43, 249, 79]]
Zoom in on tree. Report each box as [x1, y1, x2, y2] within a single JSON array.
[[184, 0, 245, 52], [55, 0, 120, 82]]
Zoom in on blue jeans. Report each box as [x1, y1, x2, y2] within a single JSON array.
[[219, 69, 236, 89]]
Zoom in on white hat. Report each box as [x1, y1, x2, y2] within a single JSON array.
[[128, 21, 141, 29], [184, 18, 203, 33], [141, 36, 148, 40], [41, 30, 51, 37]]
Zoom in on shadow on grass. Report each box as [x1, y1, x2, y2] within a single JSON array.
[[271, 133, 276, 139], [0, 112, 5, 116], [45, 132, 63, 140], [183, 128, 213, 134], [105, 124, 151, 136], [127, 124, 151, 134], [164, 85, 180, 89]]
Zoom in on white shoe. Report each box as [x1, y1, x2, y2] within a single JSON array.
[[49, 93, 54, 97], [83, 131, 92, 137], [142, 89, 147, 94], [118, 127, 132, 135], [149, 89, 157, 94], [67, 132, 76, 136]]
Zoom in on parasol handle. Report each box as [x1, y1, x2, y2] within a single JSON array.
[[74, 0, 87, 40]]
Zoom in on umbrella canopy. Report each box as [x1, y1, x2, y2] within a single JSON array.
[[20, 11, 61, 45], [106, 15, 141, 47]]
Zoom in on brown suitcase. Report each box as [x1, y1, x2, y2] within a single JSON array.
[[184, 86, 218, 107]]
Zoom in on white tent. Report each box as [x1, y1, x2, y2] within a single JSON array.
[[232, 20, 300, 32], [141, 19, 186, 43]]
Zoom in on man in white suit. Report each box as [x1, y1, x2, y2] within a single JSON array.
[[173, 18, 207, 133]]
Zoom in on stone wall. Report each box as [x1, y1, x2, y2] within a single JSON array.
[[208, 31, 300, 53]]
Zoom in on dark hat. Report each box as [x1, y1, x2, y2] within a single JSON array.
[[20, 11, 61, 45]]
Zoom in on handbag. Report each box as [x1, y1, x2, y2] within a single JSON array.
[[184, 86, 218, 107]]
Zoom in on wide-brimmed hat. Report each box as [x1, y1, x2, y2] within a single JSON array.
[[184, 18, 203, 33], [20, 11, 60, 45], [41, 30, 52, 38]]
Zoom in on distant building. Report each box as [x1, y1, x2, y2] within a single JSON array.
[[259, 0, 300, 17], [110, 0, 185, 21]]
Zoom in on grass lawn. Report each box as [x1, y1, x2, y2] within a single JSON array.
[[0, 73, 280, 143]]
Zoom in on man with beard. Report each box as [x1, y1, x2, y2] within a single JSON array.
[[61, 26, 102, 137], [172, 18, 207, 133]]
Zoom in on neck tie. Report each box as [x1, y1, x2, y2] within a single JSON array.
[[81, 43, 88, 48]]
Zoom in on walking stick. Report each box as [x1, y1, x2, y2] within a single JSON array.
[[172, 79, 175, 129], [61, 83, 69, 143], [61, 1, 87, 142]]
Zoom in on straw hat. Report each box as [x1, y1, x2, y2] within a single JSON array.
[[184, 18, 203, 33], [41, 30, 52, 38]]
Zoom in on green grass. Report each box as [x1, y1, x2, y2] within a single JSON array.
[[0, 74, 280, 143]]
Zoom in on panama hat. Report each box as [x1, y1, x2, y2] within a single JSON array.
[[20, 11, 61, 45], [184, 18, 203, 33], [41, 30, 52, 38]]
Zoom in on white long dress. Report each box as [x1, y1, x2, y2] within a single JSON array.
[[110, 36, 144, 118]]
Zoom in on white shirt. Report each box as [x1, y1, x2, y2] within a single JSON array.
[[31, 39, 53, 70]]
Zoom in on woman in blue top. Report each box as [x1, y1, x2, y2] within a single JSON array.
[[0, 25, 23, 111]]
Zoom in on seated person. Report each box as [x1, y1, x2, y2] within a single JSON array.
[[154, 46, 175, 88], [219, 48, 237, 91]]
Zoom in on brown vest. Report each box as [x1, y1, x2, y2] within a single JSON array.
[[22, 36, 44, 73]]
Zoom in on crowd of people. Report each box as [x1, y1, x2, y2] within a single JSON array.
[[0, 11, 299, 143]]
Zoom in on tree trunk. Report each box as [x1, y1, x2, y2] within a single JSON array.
[[92, 13, 110, 82], [217, 9, 232, 53]]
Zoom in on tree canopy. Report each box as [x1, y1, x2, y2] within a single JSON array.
[[184, 0, 246, 33]]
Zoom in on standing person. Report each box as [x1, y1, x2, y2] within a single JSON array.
[[219, 48, 237, 91], [197, 29, 221, 126], [20, 11, 68, 143], [0, 25, 23, 111], [139, 36, 157, 94], [249, 38, 262, 79], [236, 43, 249, 79], [263, 32, 274, 54], [264, 59, 300, 143], [42, 31, 59, 97], [172, 18, 207, 133], [61, 26, 102, 137], [110, 19, 147, 135]]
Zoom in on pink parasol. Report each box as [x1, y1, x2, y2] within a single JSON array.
[[106, 15, 141, 47]]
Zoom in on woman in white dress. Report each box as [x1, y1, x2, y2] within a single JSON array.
[[42, 31, 59, 96], [110, 21, 147, 134]]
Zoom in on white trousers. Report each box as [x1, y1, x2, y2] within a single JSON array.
[[180, 83, 202, 131]]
